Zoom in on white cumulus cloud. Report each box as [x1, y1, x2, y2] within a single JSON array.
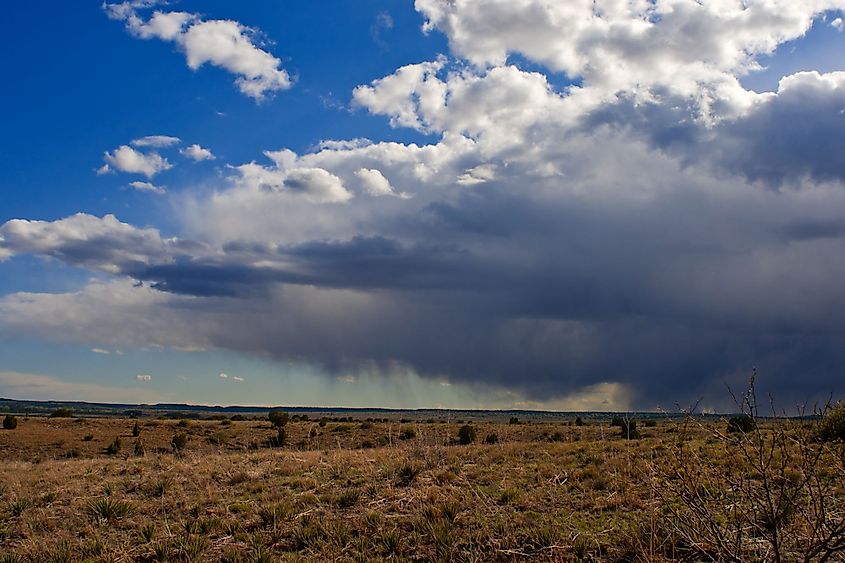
[[102, 145, 172, 178], [354, 168, 406, 197], [128, 181, 166, 195], [106, 3, 293, 100], [181, 144, 215, 161]]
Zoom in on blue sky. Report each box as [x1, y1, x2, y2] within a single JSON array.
[[2, 1, 845, 410]]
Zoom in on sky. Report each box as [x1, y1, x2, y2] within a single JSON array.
[[2, 1, 845, 411]]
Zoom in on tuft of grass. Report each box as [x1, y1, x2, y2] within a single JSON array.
[[499, 487, 520, 504], [379, 527, 403, 556], [88, 497, 133, 522], [258, 501, 294, 528], [8, 498, 31, 517], [149, 478, 172, 498], [139, 523, 156, 543], [395, 463, 421, 486], [48, 541, 74, 563], [292, 517, 326, 550], [333, 488, 362, 509], [174, 534, 207, 561], [151, 540, 172, 562]]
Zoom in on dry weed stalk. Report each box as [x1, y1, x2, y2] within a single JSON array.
[[651, 370, 845, 561]]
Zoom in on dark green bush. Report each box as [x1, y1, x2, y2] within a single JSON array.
[[3, 414, 17, 430], [50, 408, 73, 418], [268, 411, 289, 427], [610, 416, 624, 427], [105, 437, 122, 455], [727, 414, 756, 434], [171, 433, 189, 452], [619, 419, 640, 440], [458, 424, 476, 445], [132, 422, 141, 437], [399, 427, 416, 440], [484, 433, 499, 444], [815, 403, 845, 442], [574, 416, 585, 426], [509, 417, 520, 425]]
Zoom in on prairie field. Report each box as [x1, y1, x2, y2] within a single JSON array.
[[0, 411, 843, 562]]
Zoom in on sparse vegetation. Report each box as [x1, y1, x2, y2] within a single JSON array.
[[0, 392, 842, 561]]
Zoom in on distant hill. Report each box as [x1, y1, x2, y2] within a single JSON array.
[[0, 397, 688, 421]]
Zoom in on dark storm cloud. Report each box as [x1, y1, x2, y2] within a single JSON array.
[[584, 72, 845, 188]]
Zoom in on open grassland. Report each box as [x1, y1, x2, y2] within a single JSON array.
[[0, 412, 844, 562]]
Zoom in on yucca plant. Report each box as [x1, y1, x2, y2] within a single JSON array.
[[88, 497, 133, 522]]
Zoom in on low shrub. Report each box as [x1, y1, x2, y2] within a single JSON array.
[[171, 433, 189, 452], [132, 422, 141, 437], [50, 408, 73, 418], [484, 433, 499, 444], [619, 419, 640, 440], [3, 415, 17, 430], [268, 410, 289, 427], [816, 403, 845, 442], [399, 427, 416, 440], [458, 424, 476, 445], [105, 437, 122, 455], [727, 414, 755, 434]]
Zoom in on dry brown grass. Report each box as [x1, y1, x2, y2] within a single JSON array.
[[0, 415, 842, 561]]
